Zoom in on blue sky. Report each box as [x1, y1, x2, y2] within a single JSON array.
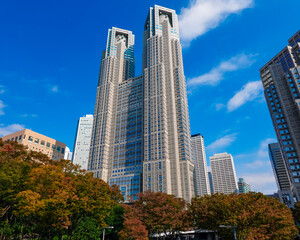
[[0, 0, 299, 194]]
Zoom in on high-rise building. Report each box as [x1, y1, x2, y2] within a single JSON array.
[[72, 114, 93, 170], [191, 133, 210, 196], [208, 171, 214, 194], [210, 153, 238, 194], [268, 143, 292, 191], [64, 146, 73, 160], [142, 5, 194, 201], [1, 129, 66, 160], [268, 142, 295, 208], [88, 5, 194, 202], [260, 30, 300, 200], [238, 178, 251, 194], [88, 26, 142, 201]]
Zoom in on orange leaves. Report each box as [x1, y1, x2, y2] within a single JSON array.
[[134, 191, 189, 236], [0, 139, 117, 238], [189, 192, 298, 240]]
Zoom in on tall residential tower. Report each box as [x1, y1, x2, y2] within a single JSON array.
[[210, 152, 238, 194], [260, 30, 300, 200], [72, 114, 93, 170], [191, 133, 210, 196]]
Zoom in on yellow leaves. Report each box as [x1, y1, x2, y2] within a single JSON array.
[[189, 192, 298, 240]]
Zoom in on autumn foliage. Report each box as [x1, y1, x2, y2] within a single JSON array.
[[1, 139, 299, 240], [0, 139, 121, 239], [189, 192, 298, 240]]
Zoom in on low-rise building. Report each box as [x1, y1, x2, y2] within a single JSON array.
[[1, 129, 66, 161]]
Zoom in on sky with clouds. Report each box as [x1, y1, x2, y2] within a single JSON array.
[[0, 0, 299, 194]]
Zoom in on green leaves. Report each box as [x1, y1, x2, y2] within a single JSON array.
[[0, 139, 119, 239], [189, 192, 298, 240]]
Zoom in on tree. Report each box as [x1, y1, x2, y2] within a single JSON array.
[[0, 139, 120, 239], [134, 191, 189, 238], [189, 192, 298, 240], [119, 205, 148, 240]]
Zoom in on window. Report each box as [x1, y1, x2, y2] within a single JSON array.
[[52, 145, 56, 150], [61, 148, 65, 154], [57, 146, 61, 153], [28, 136, 33, 142], [34, 138, 39, 144], [46, 142, 50, 149], [41, 140, 45, 146]]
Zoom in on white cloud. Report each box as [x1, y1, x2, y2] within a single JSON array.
[[179, 0, 253, 45], [50, 85, 59, 93], [227, 81, 263, 112], [0, 85, 5, 94], [0, 100, 5, 115], [215, 103, 225, 111], [0, 124, 25, 137], [242, 172, 277, 194], [207, 133, 237, 152], [187, 54, 256, 87], [21, 114, 38, 118], [235, 138, 277, 194]]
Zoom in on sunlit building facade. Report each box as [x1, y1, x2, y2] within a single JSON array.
[[191, 133, 210, 196], [89, 5, 194, 202], [260, 30, 300, 200]]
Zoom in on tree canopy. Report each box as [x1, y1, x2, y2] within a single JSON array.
[[189, 192, 298, 240], [134, 191, 189, 238], [0, 139, 121, 239]]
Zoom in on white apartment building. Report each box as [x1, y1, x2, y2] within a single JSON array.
[[210, 152, 238, 194], [72, 114, 93, 170], [191, 134, 210, 196]]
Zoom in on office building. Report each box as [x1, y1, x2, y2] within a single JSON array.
[[72, 114, 93, 170], [238, 178, 251, 194], [260, 30, 300, 200], [210, 153, 238, 194], [64, 146, 73, 160], [191, 133, 210, 196], [88, 26, 142, 201], [142, 5, 194, 201], [208, 171, 214, 194], [268, 142, 295, 207], [1, 129, 66, 160], [268, 143, 292, 191], [88, 5, 194, 201]]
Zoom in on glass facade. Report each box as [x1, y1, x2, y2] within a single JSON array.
[[109, 76, 143, 201]]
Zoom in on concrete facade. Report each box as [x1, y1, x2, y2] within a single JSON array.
[[1, 129, 66, 160], [210, 153, 238, 194], [142, 5, 194, 201], [191, 133, 210, 196], [88, 5, 194, 202], [72, 114, 93, 170]]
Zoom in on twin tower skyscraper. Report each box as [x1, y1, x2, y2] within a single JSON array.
[[88, 5, 194, 202]]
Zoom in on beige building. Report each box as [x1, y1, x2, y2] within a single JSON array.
[[1, 129, 66, 161]]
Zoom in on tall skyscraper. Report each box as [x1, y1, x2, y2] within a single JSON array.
[[191, 133, 210, 196], [238, 178, 251, 194], [260, 30, 300, 200], [268, 143, 292, 191], [88, 5, 194, 202], [72, 114, 93, 170], [210, 153, 238, 194], [268, 142, 295, 207], [142, 5, 194, 201], [208, 171, 214, 194], [88, 27, 142, 201]]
